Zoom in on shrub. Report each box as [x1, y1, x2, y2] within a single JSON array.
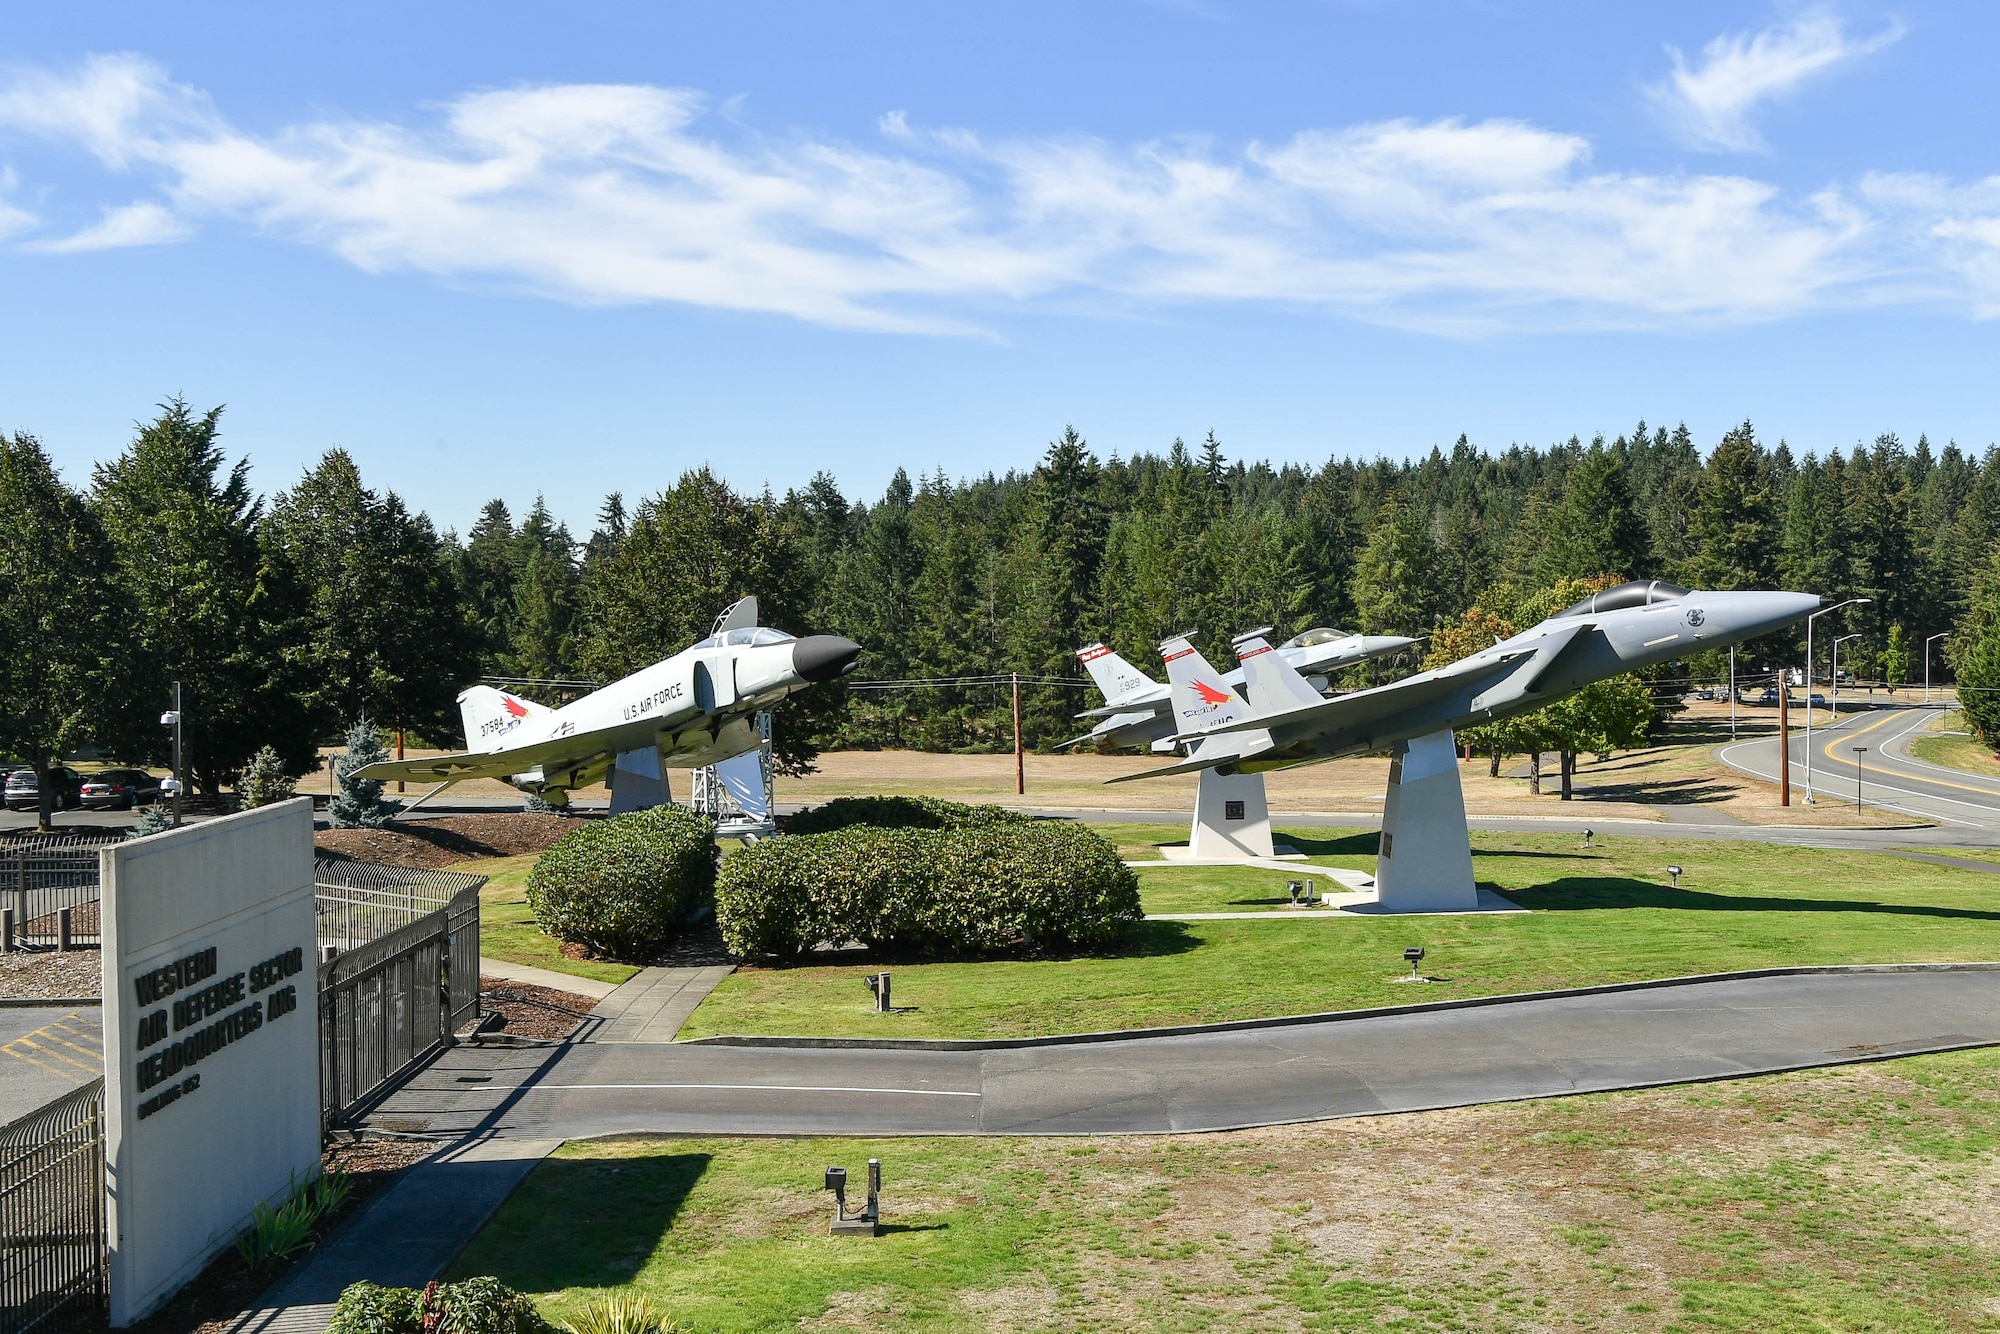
[[716, 819, 1141, 960], [561, 1293, 681, 1334], [332, 717, 401, 828], [780, 794, 1025, 837], [327, 1278, 551, 1334], [234, 1168, 349, 1266], [528, 805, 719, 958], [240, 745, 298, 810]]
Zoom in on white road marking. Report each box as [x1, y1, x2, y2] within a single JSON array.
[[522, 1083, 982, 1098]]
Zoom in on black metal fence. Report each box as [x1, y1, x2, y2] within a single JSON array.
[[317, 882, 481, 1128], [0, 1080, 106, 1334], [0, 846, 101, 953]]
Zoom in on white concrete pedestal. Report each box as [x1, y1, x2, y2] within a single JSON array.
[[1374, 729, 1478, 913], [608, 746, 671, 814], [1183, 766, 1275, 861]]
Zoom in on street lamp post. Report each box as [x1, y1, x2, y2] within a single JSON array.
[[160, 681, 183, 829], [1803, 598, 1870, 804], [1925, 632, 1949, 704], [1729, 645, 1737, 740], [1832, 633, 1861, 721], [1852, 745, 1868, 811]]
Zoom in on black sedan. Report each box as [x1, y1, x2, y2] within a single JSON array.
[[80, 769, 163, 810]]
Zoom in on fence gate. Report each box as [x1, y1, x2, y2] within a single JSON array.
[[0, 845, 103, 952], [0, 1079, 106, 1334], [317, 884, 480, 1128]]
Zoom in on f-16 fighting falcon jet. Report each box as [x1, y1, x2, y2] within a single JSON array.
[[353, 597, 860, 806], [1110, 581, 1820, 782], [1066, 627, 1419, 753]]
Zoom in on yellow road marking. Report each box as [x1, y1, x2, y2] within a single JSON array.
[[2, 1010, 104, 1082], [1804, 710, 2000, 799]]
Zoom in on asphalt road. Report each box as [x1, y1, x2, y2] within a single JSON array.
[[1717, 705, 2000, 836], [361, 969, 2000, 1139], [0, 1005, 103, 1122]]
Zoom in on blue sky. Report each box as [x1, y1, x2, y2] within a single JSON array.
[[3, 3, 1997, 534]]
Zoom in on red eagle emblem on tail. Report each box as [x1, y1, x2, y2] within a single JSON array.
[[1193, 680, 1231, 705], [502, 695, 530, 718]]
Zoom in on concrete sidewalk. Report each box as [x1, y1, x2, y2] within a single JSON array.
[[590, 964, 735, 1043], [225, 1136, 561, 1334], [479, 956, 620, 999]]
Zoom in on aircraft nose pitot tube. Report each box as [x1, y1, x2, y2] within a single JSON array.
[[792, 635, 863, 683]]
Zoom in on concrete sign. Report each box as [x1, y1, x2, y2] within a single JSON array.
[[99, 799, 320, 1326]]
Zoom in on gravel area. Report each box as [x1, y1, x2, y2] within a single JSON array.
[[478, 977, 599, 1039], [0, 948, 102, 999], [315, 812, 587, 869]]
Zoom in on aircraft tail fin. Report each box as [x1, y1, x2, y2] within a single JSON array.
[[1077, 643, 1157, 705], [1232, 626, 1326, 713], [458, 685, 549, 753], [1160, 634, 1247, 735]]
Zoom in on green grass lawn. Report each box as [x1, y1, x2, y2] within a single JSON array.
[[1132, 863, 1370, 914], [460, 854, 642, 987], [451, 1047, 2000, 1332], [1907, 711, 2000, 778], [682, 827, 2000, 1041]]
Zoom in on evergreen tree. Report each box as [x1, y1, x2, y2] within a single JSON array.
[[262, 450, 479, 742], [1537, 442, 1645, 584], [1687, 421, 1778, 590], [240, 745, 298, 809], [91, 398, 309, 793], [0, 434, 131, 830], [1350, 494, 1435, 638], [331, 716, 401, 827]]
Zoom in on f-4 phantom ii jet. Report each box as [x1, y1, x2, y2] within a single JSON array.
[[353, 597, 860, 806], [1110, 581, 1820, 782], [1066, 628, 1419, 753]]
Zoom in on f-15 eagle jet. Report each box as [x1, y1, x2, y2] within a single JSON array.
[[353, 597, 860, 806], [1109, 581, 1820, 782], [1065, 627, 1419, 753]]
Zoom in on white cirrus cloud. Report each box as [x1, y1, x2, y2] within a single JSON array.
[[30, 199, 190, 252], [0, 52, 1988, 334], [1647, 12, 1902, 153]]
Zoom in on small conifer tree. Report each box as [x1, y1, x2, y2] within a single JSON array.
[[331, 716, 402, 827], [241, 745, 298, 809]]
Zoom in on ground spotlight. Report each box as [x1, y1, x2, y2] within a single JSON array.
[[863, 972, 891, 1012], [824, 1160, 882, 1236], [1404, 946, 1425, 981], [1667, 864, 1683, 887], [1582, 828, 1593, 848]]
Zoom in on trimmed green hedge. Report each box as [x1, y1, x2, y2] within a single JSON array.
[[716, 819, 1141, 960], [780, 794, 1026, 836], [326, 1277, 549, 1334], [528, 805, 719, 958]]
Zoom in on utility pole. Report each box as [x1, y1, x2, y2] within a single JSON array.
[[395, 725, 406, 794], [1012, 672, 1024, 796], [1777, 670, 1790, 806]]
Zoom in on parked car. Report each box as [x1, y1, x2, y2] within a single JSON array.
[[1752, 687, 1780, 706], [4, 766, 84, 811], [80, 768, 162, 810]]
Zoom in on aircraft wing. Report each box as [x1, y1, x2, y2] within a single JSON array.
[[1188, 647, 1539, 741], [351, 735, 612, 785]]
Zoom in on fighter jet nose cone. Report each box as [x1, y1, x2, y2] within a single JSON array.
[[793, 635, 862, 683]]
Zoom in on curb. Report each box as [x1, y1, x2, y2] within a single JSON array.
[[0, 996, 100, 1008], [680, 961, 2000, 1052]]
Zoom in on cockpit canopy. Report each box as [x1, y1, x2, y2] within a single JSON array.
[[1283, 627, 1352, 648], [689, 626, 797, 650], [1555, 580, 1689, 618]]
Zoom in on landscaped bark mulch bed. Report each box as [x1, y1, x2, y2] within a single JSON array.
[[313, 811, 590, 870], [478, 977, 601, 1039], [104, 1137, 438, 1334]]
